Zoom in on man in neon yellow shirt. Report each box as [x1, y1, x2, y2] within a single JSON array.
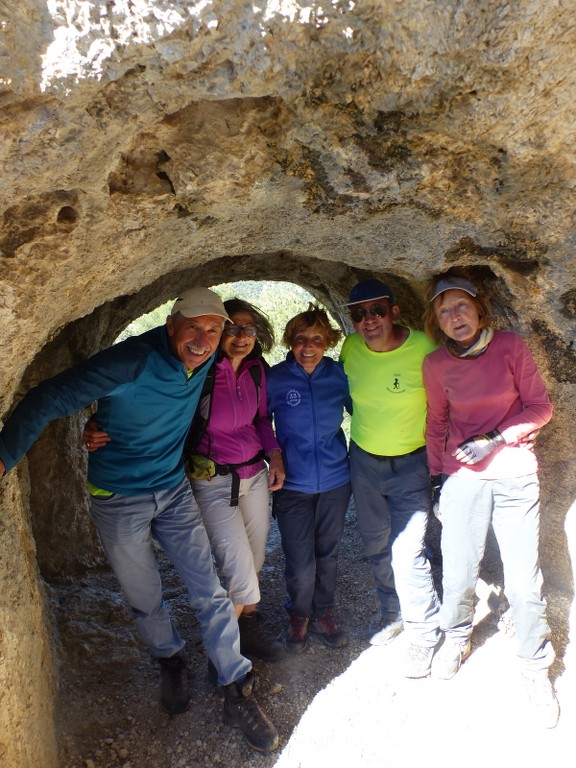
[[340, 279, 440, 678]]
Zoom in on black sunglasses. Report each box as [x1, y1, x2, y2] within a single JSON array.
[[224, 323, 258, 338], [349, 303, 388, 323]]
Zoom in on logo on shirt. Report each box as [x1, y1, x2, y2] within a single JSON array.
[[386, 374, 406, 394], [286, 389, 301, 407]]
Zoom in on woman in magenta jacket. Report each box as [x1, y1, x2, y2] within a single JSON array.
[[422, 270, 558, 728], [189, 298, 285, 663]]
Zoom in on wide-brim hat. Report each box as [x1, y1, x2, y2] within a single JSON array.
[[345, 279, 394, 306], [170, 288, 230, 320]]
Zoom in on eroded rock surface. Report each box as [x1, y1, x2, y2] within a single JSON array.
[[1, 3, 575, 766]]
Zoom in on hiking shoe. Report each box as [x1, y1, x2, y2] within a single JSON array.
[[310, 607, 348, 649], [157, 653, 190, 714], [404, 643, 435, 679], [238, 611, 286, 662], [431, 638, 471, 680], [522, 671, 560, 729], [369, 616, 403, 646], [286, 615, 309, 654], [223, 671, 279, 753]]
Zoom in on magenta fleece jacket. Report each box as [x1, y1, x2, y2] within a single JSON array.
[[195, 356, 279, 479]]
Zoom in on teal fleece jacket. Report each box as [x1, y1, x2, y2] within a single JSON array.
[[0, 326, 213, 494]]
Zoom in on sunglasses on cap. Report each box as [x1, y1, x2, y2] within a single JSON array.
[[224, 323, 258, 338], [349, 303, 388, 323]]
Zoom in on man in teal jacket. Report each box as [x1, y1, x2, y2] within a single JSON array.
[[0, 287, 279, 754]]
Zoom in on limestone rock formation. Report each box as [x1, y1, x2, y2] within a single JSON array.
[[1, 2, 575, 765]]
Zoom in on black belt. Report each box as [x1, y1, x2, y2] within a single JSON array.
[[212, 450, 266, 506]]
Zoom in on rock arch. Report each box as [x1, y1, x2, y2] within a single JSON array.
[[2, 2, 576, 764]]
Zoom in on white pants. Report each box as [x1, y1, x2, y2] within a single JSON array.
[[193, 468, 271, 606], [439, 473, 554, 672]]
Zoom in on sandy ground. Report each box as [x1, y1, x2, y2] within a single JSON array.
[[52, 504, 575, 768]]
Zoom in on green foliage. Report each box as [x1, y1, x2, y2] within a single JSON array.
[[114, 280, 350, 440], [214, 280, 343, 365], [115, 281, 344, 366], [115, 301, 173, 343]]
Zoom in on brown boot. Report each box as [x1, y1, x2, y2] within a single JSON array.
[[238, 611, 286, 662], [309, 607, 348, 649], [286, 615, 309, 654], [223, 671, 279, 752]]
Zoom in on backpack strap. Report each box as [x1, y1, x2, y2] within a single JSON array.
[[184, 364, 215, 458], [248, 363, 262, 407]]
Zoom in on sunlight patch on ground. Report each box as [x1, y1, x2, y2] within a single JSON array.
[[273, 631, 576, 768]]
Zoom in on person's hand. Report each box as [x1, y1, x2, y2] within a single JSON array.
[[453, 429, 505, 465], [519, 429, 540, 450], [82, 417, 111, 452], [267, 450, 285, 491], [430, 474, 443, 517]]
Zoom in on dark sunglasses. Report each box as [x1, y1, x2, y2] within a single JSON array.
[[224, 323, 258, 338], [349, 303, 388, 323]]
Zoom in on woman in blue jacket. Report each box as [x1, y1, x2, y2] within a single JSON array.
[[267, 305, 352, 653]]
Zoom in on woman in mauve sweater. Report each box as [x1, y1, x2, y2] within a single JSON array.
[[422, 270, 558, 729]]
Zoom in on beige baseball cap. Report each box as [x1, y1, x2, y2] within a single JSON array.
[[170, 288, 230, 320]]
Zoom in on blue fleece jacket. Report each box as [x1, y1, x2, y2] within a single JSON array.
[[267, 353, 351, 494], [0, 326, 213, 494]]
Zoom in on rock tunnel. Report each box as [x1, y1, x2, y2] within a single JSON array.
[[1, 1, 576, 765]]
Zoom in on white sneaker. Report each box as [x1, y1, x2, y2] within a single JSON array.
[[431, 638, 471, 680], [369, 618, 404, 646], [404, 643, 435, 678], [522, 672, 560, 729]]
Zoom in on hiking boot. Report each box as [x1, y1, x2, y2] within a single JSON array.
[[238, 611, 286, 662], [431, 638, 471, 680], [404, 643, 435, 679], [369, 616, 403, 646], [223, 671, 279, 753], [309, 607, 348, 649], [522, 671, 560, 729], [286, 615, 309, 654], [157, 653, 190, 714]]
